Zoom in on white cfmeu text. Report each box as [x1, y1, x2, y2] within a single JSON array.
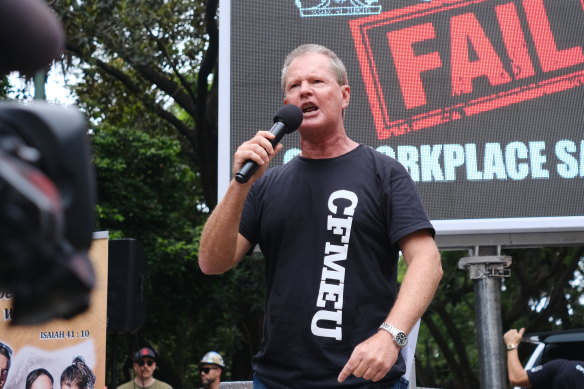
[[311, 190, 358, 340]]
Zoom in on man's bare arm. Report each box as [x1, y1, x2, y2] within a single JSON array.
[[504, 328, 531, 387], [198, 130, 281, 275], [385, 230, 443, 334], [199, 180, 253, 274]]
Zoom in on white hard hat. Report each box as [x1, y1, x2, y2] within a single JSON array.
[[200, 351, 225, 368]]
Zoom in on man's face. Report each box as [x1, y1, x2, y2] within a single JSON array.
[[0, 354, 9, 389], [200, 364, 220, 387], [31, 374, 53, 389], [133, 358, 156, 380], [283, 52, 350, 137]]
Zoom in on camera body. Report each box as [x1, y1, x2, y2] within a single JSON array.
[[0, 102, 96, 325]]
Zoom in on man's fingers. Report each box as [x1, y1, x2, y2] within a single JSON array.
[[361, 366, 378, 381], [337, 358, 357, 383], [338, 357, 389, 383]]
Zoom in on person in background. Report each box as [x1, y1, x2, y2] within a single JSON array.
[[0, 342, 12, 389], [60, 356, 95, 389], [117, 347, 172, 389], [199, 352, 224, 389], [26, 368, 54, 389], [199, 43, 443, 388], [504, 328, 584, 388]]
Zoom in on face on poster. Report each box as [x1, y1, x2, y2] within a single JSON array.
[[219, 0, 584, 234]]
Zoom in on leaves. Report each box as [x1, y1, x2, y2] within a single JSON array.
[[0, 76, 10, 97], [50, 0, 219, 206], [416, 247, 584, 388]]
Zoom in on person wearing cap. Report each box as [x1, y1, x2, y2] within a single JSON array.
[[117, 347, 172, 389], [198, 352, 224, 389]]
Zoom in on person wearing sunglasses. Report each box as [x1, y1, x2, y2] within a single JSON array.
[[198, 352, 224, 389], [117, 347, 172, 389]]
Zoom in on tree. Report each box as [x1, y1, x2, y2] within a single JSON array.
[[48, 1, 584, 387], [415, 247, 584, 389], [0, 76, 9, 98], [48, 2, 268, 386], [92, 125, 265, 388], [50, 0, 219, 207]]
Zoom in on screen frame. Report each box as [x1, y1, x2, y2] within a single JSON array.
[[217, 0, 584, 236]]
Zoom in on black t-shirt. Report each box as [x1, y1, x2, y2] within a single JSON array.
[[527, 359, 584, 389], [240, 145, 434, 389]]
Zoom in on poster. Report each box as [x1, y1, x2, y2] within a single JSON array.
[[0, 233, 108, 389]]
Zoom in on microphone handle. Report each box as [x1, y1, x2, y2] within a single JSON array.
[[235, 121, 287, 184]]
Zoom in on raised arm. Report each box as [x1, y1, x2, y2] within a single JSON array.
[[504, 328, 531, 387], [198, 130, 282, 274], [198, 180, 253, 274]]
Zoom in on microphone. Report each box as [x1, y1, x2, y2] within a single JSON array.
[[0, 0, 65, 76], [235, 104, 303, 184]]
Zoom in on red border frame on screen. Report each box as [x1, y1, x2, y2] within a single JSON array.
[[349, 0, 584, 140]]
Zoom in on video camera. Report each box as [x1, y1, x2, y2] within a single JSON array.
[[0, 102, 96, 325]]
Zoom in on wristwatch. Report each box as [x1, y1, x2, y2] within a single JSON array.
[[379, 322, 408, 348], [506, 344, 518, 351]]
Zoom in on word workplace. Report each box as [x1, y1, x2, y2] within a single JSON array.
[[377, 139, 584, 182]]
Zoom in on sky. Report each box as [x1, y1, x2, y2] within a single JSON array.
[[7, 65, 76, 105]]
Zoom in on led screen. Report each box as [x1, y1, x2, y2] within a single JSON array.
[[219, 0, 584, 234]]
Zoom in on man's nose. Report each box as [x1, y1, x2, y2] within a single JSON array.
[[298, 81, 312, 96]]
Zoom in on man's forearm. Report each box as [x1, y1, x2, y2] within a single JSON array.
[[506, 349, 530, 386], [383, 231, 442, 333], [199, 180, 251, 274], [385, 246, 442, 332]]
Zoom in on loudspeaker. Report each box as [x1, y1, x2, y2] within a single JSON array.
[[107, 239, 146, 333]]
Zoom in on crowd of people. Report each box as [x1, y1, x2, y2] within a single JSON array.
[[115, 348, 224, 389]]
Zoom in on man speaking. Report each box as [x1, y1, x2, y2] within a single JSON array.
[[199, 44, 442, 388]]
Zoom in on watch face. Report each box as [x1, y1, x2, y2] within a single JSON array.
[[395, 332, 408, 347]]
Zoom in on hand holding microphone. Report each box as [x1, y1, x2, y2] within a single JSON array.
[[235, 105, 303, 184]]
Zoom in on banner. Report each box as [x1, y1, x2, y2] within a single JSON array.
[[0, 234, 108, 389]]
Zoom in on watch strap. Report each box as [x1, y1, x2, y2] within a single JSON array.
[[379, 322, 408, 348]]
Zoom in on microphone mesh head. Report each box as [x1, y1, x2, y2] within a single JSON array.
[[273, 105, 303, 133]]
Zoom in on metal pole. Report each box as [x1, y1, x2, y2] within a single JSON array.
[[458, 247, 511, 389], [33, 70, 46, 100]]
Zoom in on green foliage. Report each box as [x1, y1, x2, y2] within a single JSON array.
[[415, 247, 584, 389], [49, 2, 584, 388], [0, 76, 10, 98], [92, 125, 265, 388], [91, 125, 202, 235], [50, 0, 219, 206]]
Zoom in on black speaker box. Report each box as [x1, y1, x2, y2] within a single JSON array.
[[107, 239, 146, 333]]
